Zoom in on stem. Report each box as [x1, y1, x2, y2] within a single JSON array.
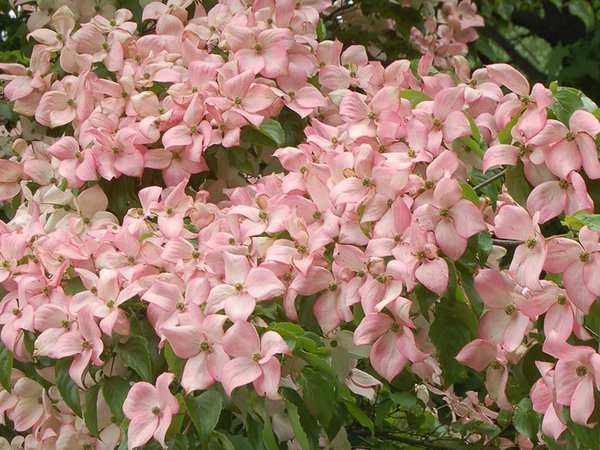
[[491, 238, 524, 247], [473, 169, 507, 192]]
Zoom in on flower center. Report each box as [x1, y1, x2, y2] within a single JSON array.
[[580, 251, 590, 263], [439, 208, 450, 218], [504, 304, 516, 315], [252, 352, 262, 361], [234, 283, 244, 292], [525, 238, 537, 250], [375, 273, 388, 283], [389, 322, 400, 333], [576, 365, 588, 377], [152, 406, 161, 415], [557, 294, 567, 305], [565, 131, 576, 142], [558, 179, 569, 190], [328, 283, 338, 291], [200, 341, 211, 352]]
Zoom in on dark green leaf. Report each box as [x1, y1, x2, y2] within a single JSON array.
[[259, 119, 286, 147], [0, 340, 13, 391], [513, 398, 539, 438], [84, 382, 102, 437], [429, 300, 477, 387], [116, 335, 153, 381], [567, 0, 595, 32], [55, 358, 82, 416], [102, 376, 130, 422], [299, 367, 336, 426], [284, 399, 311, 450], [505, 161, 532, 207], [185, 390, 222, 447], [168, 435, 190, 450]]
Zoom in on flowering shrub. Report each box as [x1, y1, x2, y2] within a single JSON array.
[[2, 0, 600, 449]]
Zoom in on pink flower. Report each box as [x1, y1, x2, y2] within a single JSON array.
[[528, 110, 600, 179], [221, 321, 288, 399], [0, 45, 51, 103], [526, 171, 593, 223], [456, 339, 512, 409], [123, 372, 179, 450], [413, 177, 486, 260], [206, 69, 278, 129], [544, 226, 600, 313], [35, 73, 93, 128], [520, 281, 579, 341], [392, 225, 449, 296], [474, 269, 529, 352], [206, 252, 285, 321], [354, 298, 427, 382], [0, 160, 24, 201], [493, 205, 547, 289], [224, 26, 294, 78], [530, 362, 567, 441], [49, 307, 104, 388], [161, 314, 229, 393], [319, 45, 373, 91], [543, 333, 600, 427]]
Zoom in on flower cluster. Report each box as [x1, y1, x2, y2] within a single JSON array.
[[1, 0, 600, 449]]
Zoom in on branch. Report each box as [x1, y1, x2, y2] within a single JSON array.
[[350, 428, 472, 450], [491, 238, 524, 247], [473, 169, 507, 192], [480, 25, 546, 83]]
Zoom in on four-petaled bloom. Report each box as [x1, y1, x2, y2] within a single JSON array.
[[123, 372, 180, 450], [221, 321, 289, 400]]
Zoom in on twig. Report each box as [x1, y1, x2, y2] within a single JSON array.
[[473, 169, 507, 192], [491, 238, 524, 247]]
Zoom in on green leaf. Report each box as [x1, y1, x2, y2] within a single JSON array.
[[84, 382, 102, 437], [459, 182, 480, 206], [512, 398, 539, 438], [299, 367, 336, 426], [225, 146, 257, 175], [258, 409, 279, 450], [429, 300, 478, 387], [185, 390, 222, 447], [0, 101, 16, 122], [497, 114, 518, 145], [168, 435, 190, 450], [0, 340, 13, 391], [389, 391, 417, 410], [568, 0, 595, 32], [399, 89, 431, 106], [284, 399, 311, 450], [116, 335, 153, 381], [317, 19, 326, 41], [505, 161, 531, 207], [477, 231, 493, 267], [572, 210, 600, 231], [259, 119, 286, 147], [55, 358, 82, 416], [102, 376, 130, 422]]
